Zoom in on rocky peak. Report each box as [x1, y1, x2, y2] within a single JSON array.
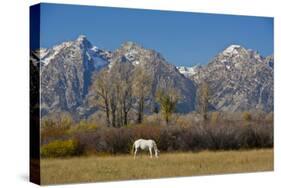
[[189, 44, 273, 112], [32, 38, 273, 119], [76, 34, 87, 41], [108, 41, 197, 113], [222, 44, 243, 55], [208, 44, 266, 72], [121, 41, 142, 50], [75, 35, 92, 49], [265, 54, 274, 68], [109, 42, 145, 67], [36, 35, 112, 117], [219, 44, 254, 61]]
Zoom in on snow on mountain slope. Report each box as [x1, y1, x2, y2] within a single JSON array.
[[32, 35, 111, 68], [222, 44, 242, 55], [108, 41, 197, 113], [32, 35, 112, 117], [30, 38, 273, 119], [176, 65, 201, 77], [190, 44, 273, 112]]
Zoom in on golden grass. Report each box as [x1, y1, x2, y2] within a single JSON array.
[[40, 149, 273, 185]]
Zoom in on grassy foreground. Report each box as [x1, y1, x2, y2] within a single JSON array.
[[41, 149, 273, 185]]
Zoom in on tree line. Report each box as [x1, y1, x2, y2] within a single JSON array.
[[90, 63, 152, 127], [90, 62, 211, 127]]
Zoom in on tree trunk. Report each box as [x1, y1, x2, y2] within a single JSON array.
[[105, 98, 110, 127], [137, 97, 144, 124], [203, 113, 207, 122], [165, 112, 169, 125], [123, 100, 128, 126], [124, 111, 128, 126], [111, 108, 116, 127]]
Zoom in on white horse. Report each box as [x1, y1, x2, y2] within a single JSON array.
[[132, 139, 159, 158]]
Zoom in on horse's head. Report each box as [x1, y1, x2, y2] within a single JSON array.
[[155, 149, 160, 157]]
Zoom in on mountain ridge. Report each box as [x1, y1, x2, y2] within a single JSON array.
[[30, 37, 274, 119], [32, 36, 197, 119], [177, 44, 273, 112]]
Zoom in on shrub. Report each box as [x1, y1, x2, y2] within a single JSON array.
[[88, 111, 107, 127], [73, 131, 103, 154], [210, 112, 220, 124], [242, 112, 252, 122], [41, 122, 71, 145], [238, 124, 273, 148], [143, 114, 162, 126], [41, 113, 74, 144], [174, 115, 193, 127], [41, 112, 273, 156], [68, 120, 98, 134], [41, 139, 82, 158], [74, 122, 273, 155], [130, 124, 161, 140], [103, 128, 133, 154], [265, 112, 273, 124]]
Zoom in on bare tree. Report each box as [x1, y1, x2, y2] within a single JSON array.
[[109, 62, 134, 127], [109, 83, 117, 127], [120, 64, 133, 126], [132, 66, 152, 124], [197, 81, 210, 121], [156, 81, 180, 125], [90, 69, 111, 127], [91, 62, 151, 127]]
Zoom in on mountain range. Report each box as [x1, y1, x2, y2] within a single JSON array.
[[177, 45, 273, 112], [30, 36, 273, 119]]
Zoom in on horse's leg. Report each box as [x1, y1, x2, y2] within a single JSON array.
[[149, 148, 152, 158], [134, 147, 138, 159], [154, 148, 158, 158]]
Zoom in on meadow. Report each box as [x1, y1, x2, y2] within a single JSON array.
[[40, 149, 273, 185], [40, 111, 273, 184]]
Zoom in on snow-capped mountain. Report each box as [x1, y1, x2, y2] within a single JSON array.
[[176, 65, 202, 77], [265, 54, 274, 68], [189, 44, 273, 112], [31, 36, 197, 118], [30, 37, 273, 119], [107, 41, 197, 112], [31, 35, 112, 68], [31, 35, 112, 117]]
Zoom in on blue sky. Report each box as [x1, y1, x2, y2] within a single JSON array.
[[39, 3, 273, 66]]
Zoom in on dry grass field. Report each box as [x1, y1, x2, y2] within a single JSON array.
[[40, 149, 273, 185]]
